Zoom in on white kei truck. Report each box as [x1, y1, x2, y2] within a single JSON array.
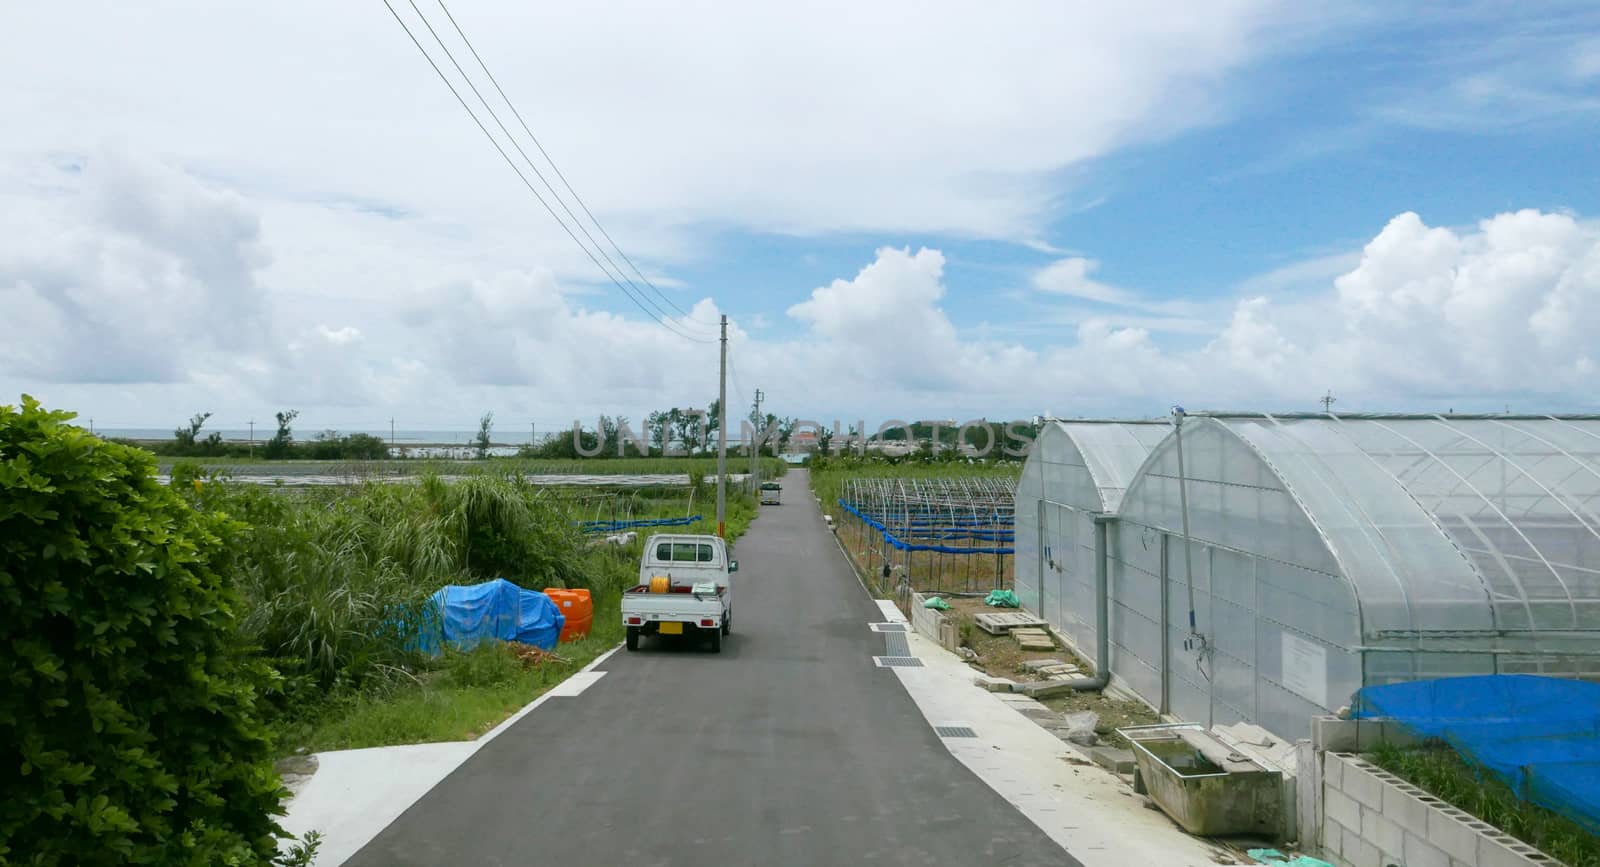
[[621, 533, 736, 653]]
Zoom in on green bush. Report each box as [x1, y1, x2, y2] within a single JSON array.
[[0, 396, 286, 864], [441, 642, 523, 690]]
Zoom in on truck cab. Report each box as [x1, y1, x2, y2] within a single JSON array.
[[622, 534, 737, 652], [760, 481, 782, 505], [636, 534, 734, 589]]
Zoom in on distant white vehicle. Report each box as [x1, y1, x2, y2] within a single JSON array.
[[760, 481, 782, 505], [621, 534, 736, 652]]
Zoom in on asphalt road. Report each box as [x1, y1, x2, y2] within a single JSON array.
[[346, 470, 1073, 866]]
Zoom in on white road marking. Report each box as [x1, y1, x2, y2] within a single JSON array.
[[545, 670, 606, 697]]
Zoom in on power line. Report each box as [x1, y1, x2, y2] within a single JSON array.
[[405, 0, 709, 337], [380, 0, 714, 344], [429, 0, 715, 327]]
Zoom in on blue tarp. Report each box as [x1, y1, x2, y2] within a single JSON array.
[[1353, 675, 1600, 833], [416, 578, 565, 654]]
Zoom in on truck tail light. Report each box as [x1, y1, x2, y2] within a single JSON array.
[[626, 616, 643, 626], [700, 618, 714, 627]]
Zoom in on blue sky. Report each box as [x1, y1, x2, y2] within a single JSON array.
[[689, 4, 1600, 347], [2, 2, 1599, 428]]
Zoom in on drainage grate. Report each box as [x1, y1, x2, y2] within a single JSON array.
[[882, 633, 911, 657], [934, 726, 978, 738], [869, 622, 909, 633], [873, 656, 925, 668]]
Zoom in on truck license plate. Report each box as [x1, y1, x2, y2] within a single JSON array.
[[658, 622, 683, 635]]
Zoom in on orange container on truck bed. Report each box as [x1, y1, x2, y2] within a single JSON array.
[[544, 588, 594, 642]]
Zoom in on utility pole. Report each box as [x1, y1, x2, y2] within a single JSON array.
[[531, 421, 536, 446], [1320, 390, 1337, 413], [749, 387, 763, 488], [716, 315, 728, 538], [89, 418, 94, 435], [248, 419, 255, 456], [389, 417, 395, 446]]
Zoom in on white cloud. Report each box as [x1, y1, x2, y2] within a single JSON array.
[[768, 209, 1600, 415], [8, 155, 1598, 426], [317, 325, 363, 345], [0, 151, 270, 384], [1324, 209, 1600, 397], [1029, 256, 1206, 328], [0, 1, 1284, 246], [1576, 38, 1600, 79], [1373, 17, 1600, 130], [1032, 258, 1134, 305], [4, 2, 1598, 426]]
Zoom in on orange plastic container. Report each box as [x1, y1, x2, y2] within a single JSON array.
[[544, 588, 594, 642]]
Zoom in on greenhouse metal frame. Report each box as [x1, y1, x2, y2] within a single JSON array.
[[839, 476, 1018, 594], [1015, 412, 1600, 742], [1013, 420, 1172, 672]]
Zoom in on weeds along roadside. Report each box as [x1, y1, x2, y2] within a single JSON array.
[[1369, 742, 1600, 867], [174, 467, 761, 753]]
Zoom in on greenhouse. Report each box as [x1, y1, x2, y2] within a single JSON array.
[[1102, 413, 1600, 741], [838, 476, 1017, 593], [1013, 420, 1171, 666]]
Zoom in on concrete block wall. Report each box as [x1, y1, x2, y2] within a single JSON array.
[[908, 593, 960, 652], [1317, 752, 1561, 867]]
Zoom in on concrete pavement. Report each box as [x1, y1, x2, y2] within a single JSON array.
[[343, 469, 1074, 865]]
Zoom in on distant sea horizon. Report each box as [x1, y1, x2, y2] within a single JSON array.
[[90, 427, 554, 446]]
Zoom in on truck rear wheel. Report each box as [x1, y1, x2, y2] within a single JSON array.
[[626, 626, 639, 651], [708, 627, 722, 653], [722, 610, 731, 636]]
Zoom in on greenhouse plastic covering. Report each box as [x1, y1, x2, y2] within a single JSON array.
[[1214, 415, 1600, 642], [1088, 413, 1600, 740], [1014, 421, 1170, 676], [417, 578, 565, 653], [1353, 675, 1600, 833]]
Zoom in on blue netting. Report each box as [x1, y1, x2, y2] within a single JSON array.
[[1352, 675, 1600, 833], [838, 500, 1014, 555], [577, 515, 703, 534]]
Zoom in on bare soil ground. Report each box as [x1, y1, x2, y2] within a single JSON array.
[[942, 597, 1160, 749]]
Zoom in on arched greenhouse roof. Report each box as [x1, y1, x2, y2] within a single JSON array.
[[1181, 413, 1600, 640], [1020, 420, 1171, 512]]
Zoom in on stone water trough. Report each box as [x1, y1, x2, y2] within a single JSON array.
[[1120, 723, 1285, 839]]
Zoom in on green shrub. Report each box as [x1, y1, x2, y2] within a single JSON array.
[[0, 396, 285, 865], [1370, 742, 1600, 867], [303, 431, 389, 461], [441, 642, 523, 689]]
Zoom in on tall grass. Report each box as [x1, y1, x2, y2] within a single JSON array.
[[175, 469, 763, 752], [1370, 742, 1600, 867], [184, 472, 633, 694]]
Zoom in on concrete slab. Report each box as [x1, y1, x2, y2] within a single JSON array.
[[1088, 746, 1137, 775], [891, 630, 1239, 867], [975, 675, 1018, 692], [1018, 679, 1084, 699], [876, 599, 908, 624], [279, 741, 478, 866]]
